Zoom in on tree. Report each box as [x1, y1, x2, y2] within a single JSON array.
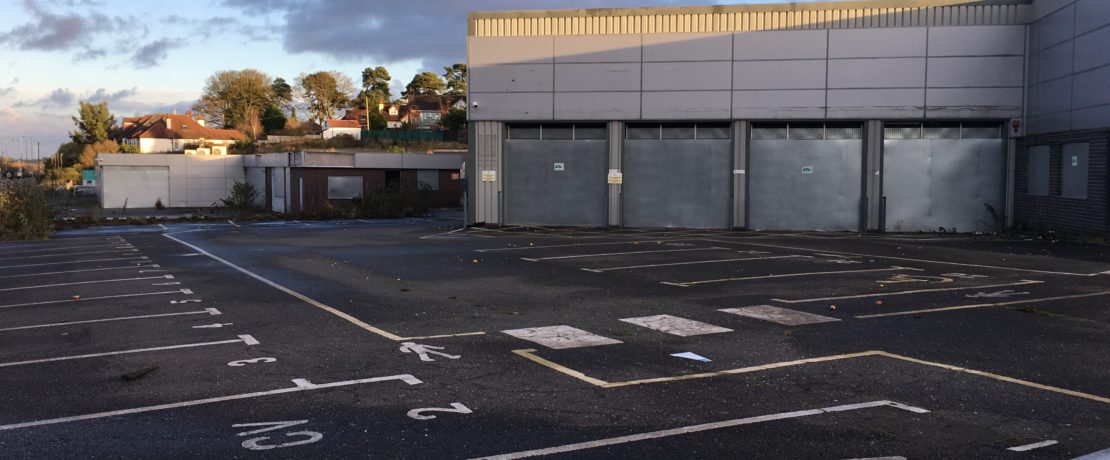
[[70, 101, 117, 144], [368, 110, 386, 130], [439, 107, 467, 132], [261, 105, 287, 133], [443, 63, 467, 96], [271, 77, 293, 109], [360, 66, 392, 107], [402, 72, 446, 97], [194, 69, 274, 138], [296, 71, 355, 123]]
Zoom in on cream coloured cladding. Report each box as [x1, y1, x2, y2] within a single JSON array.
[[97, 154, 246, 208]]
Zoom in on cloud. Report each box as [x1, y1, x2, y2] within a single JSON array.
[[0, 0, 142, 62], [0, 87, 15, 97], [131, 38, 179, 68], [221, 0, 732, 65], [86, 87, 138, 104], [15, 88, 77, 110]]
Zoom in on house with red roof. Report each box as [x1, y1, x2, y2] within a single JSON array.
[[322, 119, 362, 140], [118, 113, 247, 154]]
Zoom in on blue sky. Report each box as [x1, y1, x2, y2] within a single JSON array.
[[0, 0, 830, 159]]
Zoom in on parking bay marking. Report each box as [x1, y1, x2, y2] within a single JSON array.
[[0, 374, 423, 431], [3, 249, 140, 261], [619, 315, 732, 336], [0, 288, 193, 310], [510, 349, 1110, 404], [522, 247, 726, 262], [0, 264, 160, 280], [695, 239, 1110, 277], [0, 334, 259, 368], [0, 274, 175, 292], [0, 256, 148, 270], [0, 308, 221, 332], [471, 400, 928, 460], [662, 266, 923, 287], [476, 240, 678, 253], [1007, 440, 1058, 452], [162, 233, 486, 341], [720, 306, 840, 326], [772, 280, 1045, 304], [855, 291, 1110, 319], [582, 255, 807, 273]]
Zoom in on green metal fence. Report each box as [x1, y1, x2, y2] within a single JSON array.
[[362, 130, 445, 142]]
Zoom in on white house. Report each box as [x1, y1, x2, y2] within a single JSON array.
[[118, 113, 247, 154], [322, 119, 362, 140]]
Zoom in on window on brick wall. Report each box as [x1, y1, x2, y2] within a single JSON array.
[[1060, 143, 1089, 199], [1026, 145, 1050, 196]]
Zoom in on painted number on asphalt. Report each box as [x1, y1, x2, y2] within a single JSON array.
[[407, 403, 473, 420], [227, 357, 277, 367], [233, 420, 322, 451]]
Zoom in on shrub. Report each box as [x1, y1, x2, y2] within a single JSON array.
[[0, 179, 54, 240], [219, 181, 260, 213], [358, 182, 429, 218], [155, 197, 165, 210]]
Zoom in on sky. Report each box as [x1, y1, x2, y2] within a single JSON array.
[[0, 0, 830, 159]]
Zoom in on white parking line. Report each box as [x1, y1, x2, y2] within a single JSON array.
[[0, 265, 159, 279], [0, 288, 193, 310], [0, 334, 258, 368], [1073, 447, 1110, 459], [1008, 440, 1058, 452], [5, 244, 129, 256], [471, 400, 928, 460], [476, 240, 673, 252], [6, 249, 140, 260], [502, 325, 623, 349], [0, 275, 174, 292], [0, 256, 148, 270], [522, 247, 726, 262], [0, 308, 222, 332], [721, 306, 840, 326], [695, 239, 1110, 277], [583, 255, 806, 273], [663, 266, 922, 287], [771, 280, 1045, 304], [620, 315, 732, 336], [0, 374, 422, 431]]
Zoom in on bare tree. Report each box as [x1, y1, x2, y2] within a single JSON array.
[[194, 69, 274, 139], [296, 71, 356, 123]]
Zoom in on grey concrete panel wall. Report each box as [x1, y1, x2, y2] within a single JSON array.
[[608, 121, 622, 227], [554, 92, 640, 120], [1026, 0, 1110, 134], [469, 36, 553, 65], [470, 64, 553, 93], [1074, 26, 1110, 71], [928, 25, 1025, 57], [642, 61, 732, 91], [469, 92, 553, 120], [828, 28, 927, 58], [828, 58, 926, 89], [733, 30, 826, 60], [865, 120, 883, 231], [732, 60, 826, 90], [733, 121, 748, 229], [471, 121, 503, 224], [733, 90, 826, 119], [642, 33, 731, 61], [927, 88, 1024, 118], [927, 57, 1025, 88], [827, 89, 925, 118], [1076, 0, 1110, 34], [554, 63, 640, 92], [642, 91, 731, 119], [554, 35, 641, 63]]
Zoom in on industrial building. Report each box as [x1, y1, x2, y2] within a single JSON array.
[[465, 0, 1110, 235]]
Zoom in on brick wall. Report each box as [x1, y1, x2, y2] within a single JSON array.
[[289, 168, 462, 215], [1014, 129, 1110, 236]]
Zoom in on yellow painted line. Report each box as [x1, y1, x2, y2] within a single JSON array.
[[401, 331, 487, 340], [873, 351, 1110, 404], [163, 234, 485, 342], [512, 349, 612, 387], [512, 349, 1110, 404], [772, 280, 1045, 304], [855, 291, 1110, 319]]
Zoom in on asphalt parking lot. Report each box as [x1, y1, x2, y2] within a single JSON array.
[[1, 217, 1108, 458]]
